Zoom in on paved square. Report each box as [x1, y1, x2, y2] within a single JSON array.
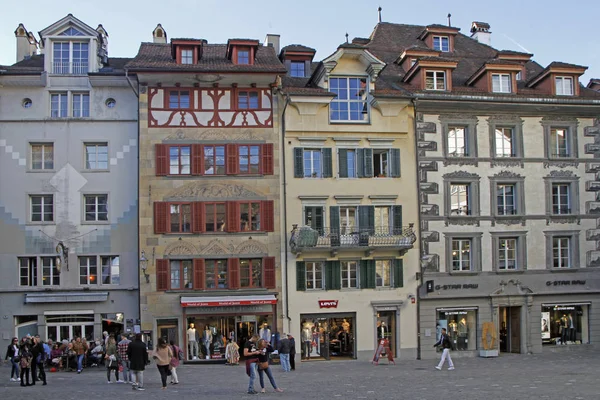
[[2, 347, 597, 399]]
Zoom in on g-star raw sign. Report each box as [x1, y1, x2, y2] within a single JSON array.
[[318, 300, 338, 308]]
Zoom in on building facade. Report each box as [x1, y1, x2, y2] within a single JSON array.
[[130, 26, 286, 360], [281, 42, 420, 361], [0, 14, 139, 347]]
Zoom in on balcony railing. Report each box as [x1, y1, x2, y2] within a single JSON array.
[[52, 62, 88, 75], [290, 224, 416, 253]]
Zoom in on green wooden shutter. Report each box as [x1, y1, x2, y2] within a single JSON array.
[[358, 206, 374, 246], [356, 149, 364, 178], [314, 207, 324, 233], [322, 148, 333, 178], [390, 149, 401, 177], [360, 260, 369, 289], [294, 148, 304, 178], [329, 206, 340, 247], [367, 260, 376, 288], [338, 149, 348, 178], [393, 205, 403, 234], [296, 261, 306, 291], [364, 148, 373, 177], [393, 259, 404, 288], [327, 260, 341, 290]]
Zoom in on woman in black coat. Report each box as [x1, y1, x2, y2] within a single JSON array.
[[4, 337, 20, 381]]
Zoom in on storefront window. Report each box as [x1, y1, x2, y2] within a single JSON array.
[[436, 309, 477, 351], [300, 314, 355, 361], [541, 304, 589, 345], [377, 311, 396, 356]]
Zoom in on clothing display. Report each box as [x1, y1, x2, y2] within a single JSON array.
[[259, 326, 271, 344], [203, 328, 213, 360]]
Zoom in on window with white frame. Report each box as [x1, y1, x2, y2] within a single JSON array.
[[550, 128, 570, 157], [31, 143, 54, 170], [555, 76, 574, 96], [432, 36, 450, 52], [84, 143, 109, 170], [30, 195, 53, 222], [447, 127, 467, 156], [451, 239, 471, 271], [84, 194, 108, 222], [340, 206, 357, 235], [495, 127, 514, 157], [329, 77, 369, 122], [498, 238, 518, 270], [52, 41, 89, 74], [552, 237, 571, 268], [305, 261, 324, 290], [169, 145, 191, 175], [425, 71, 446, 90], [72, 93, 90, 117], [450, 184, 470, 215], [19, 257, 37, 287], [181, 49, 193, 64], [79, 256, 98, 285], [50, 93, 68, 118], [374, 206, 391, 234], [42, 257, 60, 286], [516, 71, 522, 81], [375, 260, 391, 287], [552, 183, 571, 215], [373, 150, 389, 177], [492, 73, 512, 93], [303, 149, 322, 178], [101, 256, 120, 285], [341, 261, 358, 288], [497, 184, 516, 215]]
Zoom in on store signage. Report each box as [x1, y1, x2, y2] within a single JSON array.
[[182, 299, 277, 307], [434, 284, 479, 290], [318, 300, 339, 308], [546, 280, 586, 286], [184, 305, 272, 314], [553, 306, 576, 311], [444, 311, 468, 315]]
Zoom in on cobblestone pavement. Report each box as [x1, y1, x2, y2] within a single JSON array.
[[2, 347, 598, 400]]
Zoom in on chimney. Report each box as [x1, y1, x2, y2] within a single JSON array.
[[152, 24, 167, 44], [264, 34, 280, 55], [470, 21, 491, 46], [14, 23, 38, 62]]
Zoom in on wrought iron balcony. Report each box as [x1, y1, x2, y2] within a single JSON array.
[[52, 62, 88, 75], [290, 224, 416, 256]]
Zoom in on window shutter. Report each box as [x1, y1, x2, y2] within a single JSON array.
[[293, 148, 304, 178], [193, 259, 205, 290], [360, 260, 369, 289], [356, 149, 364, 178], [228, 258, 240, 289], [155, 144, 169, 176], [393, 259, 404, 288], [263, 256, 276, 289], [154, 202, 169, 234], [262, 144, 274, 175], [192, 202, 204, 233], [296, 261, 306, 291], [328, 261, 341, 290], [338, 149, 348, 178], [363, 148, 373, 177], [314, 207, 324, 233], [390, 148, 401, 177], [393, 205, 403, 234], [156, 259, 169, 291], [226, 144, 239, 175], [329, 206, 340, 247], [191, 144, 203, 175], [226, 201, 239, 233], [358, 205, 374, 245], [261, 200, 275, 232], [322, 148, 333, 178], [367, 260, 376, 289]]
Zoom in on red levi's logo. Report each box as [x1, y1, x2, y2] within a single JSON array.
[[318, 300, 338, 308]]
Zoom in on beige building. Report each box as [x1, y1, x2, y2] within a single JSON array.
[[127, 26, 286, 360], [280, 43, 420, 361]]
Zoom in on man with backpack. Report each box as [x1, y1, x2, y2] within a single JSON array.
[[169, 340, 182, 385], [31, 336, 47, 385], [433, 327, 455, 371]]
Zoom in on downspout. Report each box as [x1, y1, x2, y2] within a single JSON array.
[[125, 68, 139, 98], [412, 97, 423, 360], [280, 92, 292, 332]]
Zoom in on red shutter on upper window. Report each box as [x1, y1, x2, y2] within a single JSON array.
[[226, 201, 239, 233], [156, 259, 169, 291], [154, 202, 169, 234], [192, 202, 204, 233], [226, 144, 239, 175], [261, 200, 274, 232], [193, 259, 205, 290], [191, 144, 203, 175], [262, 143, 274, 175], [228, 258, 240, 289], [155, 144, 169, 176], [263, 256, 276, 289]]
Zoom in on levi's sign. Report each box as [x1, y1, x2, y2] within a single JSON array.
[[318, 300, 339, 308]]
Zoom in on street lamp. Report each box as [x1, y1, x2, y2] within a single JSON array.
[[140, 250, 149, 283]]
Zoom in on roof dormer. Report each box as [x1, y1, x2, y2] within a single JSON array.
[[226, 39, 259, 65], [171, 38, 205, 65], [279, 44, 316, 77], [466, 60, 523, 94], [527, 62, 588, 96], [418, 24, 460, 52], [152, 24, 167, 44], [396, 47, 441, 72], [403, 57, 458, 91]]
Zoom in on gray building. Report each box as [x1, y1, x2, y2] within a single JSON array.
[[0, 14, 138, 347]]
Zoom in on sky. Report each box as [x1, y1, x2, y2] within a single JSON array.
[[1, 0, 598, 82]]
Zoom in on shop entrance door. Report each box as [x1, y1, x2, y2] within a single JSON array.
[[499, 306, 521, 354]]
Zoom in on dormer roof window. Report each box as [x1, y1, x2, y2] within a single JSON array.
[[403, 57, 458, 91], [279, 44, 316, 77], [171, 39, 205, 65], [418, 24, 460, 53], [527, 61, 587, 96], [227, 39, 260, 65], [433, 36, 449, 52], [59, 27, 85, 36], [465, 60, 521, 94], [555, 76, 574, 96], [492, 73, 512, 93]]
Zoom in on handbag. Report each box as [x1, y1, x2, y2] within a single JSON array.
[[245, 358, 258, 377], [258, 361, 269, 370]]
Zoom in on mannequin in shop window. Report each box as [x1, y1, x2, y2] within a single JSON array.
[[202, 326, 213, 360], [342, 319, 350, 333], [301, 323, 312, 360], [457, 318, 468, 350], [560, 315, 569, 345], [568, 315, 575, 343], [187, 323, 199, 360], [377, 321, 388, 340], [259, 323, 271, 344]]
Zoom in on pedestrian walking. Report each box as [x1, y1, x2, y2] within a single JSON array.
[[153, 338, 173, 390], [105, 336, 120, 383], [72, 336, 88, 374], [4, 337, 20, 382], [433, 327, 455, 371], [168, 340, 181, 385], [19, 338, 33, 386], [277, 333, 292, 372], [243, 334, 260, 395], [225, 338, 240, 365], [117, 334, 132, 383], [31, 336, 47, 385], [288, 334, 296, 371], [127, 333, 148, 391], [257, 339, 284, 393]]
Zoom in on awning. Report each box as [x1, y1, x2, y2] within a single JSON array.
[[25, 292, 109, 304], [436, 307, 478, 312], [180, 295, 277, 308]]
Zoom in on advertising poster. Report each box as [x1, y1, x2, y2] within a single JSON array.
[[541, 312, 550, 339]]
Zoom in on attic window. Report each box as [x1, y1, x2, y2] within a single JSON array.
[[492, 74, 512, 93], [555, 77, 574, 96], [433, 36, 449, 52], [425, 71, 446, 90], [290, 61, 305, 77], [59, 27, 85, 37], [237, 49, 250, 65], [181, 49, 193, 65]]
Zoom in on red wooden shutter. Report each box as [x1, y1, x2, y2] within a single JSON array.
[[261, 200, 274, 232], [228, 258, 240, 289], [192, 202, 204, 233], [154, 202, 169, 234], [193, 258, 205, 290], [226, 144, 239, 175], [263, 256, 276, 289], [156, 259, 169, 291], [155, 144, 169, 176], [226, 201, 239, 233], [191, 144, 203, 175], [262, 143, 274, 175]]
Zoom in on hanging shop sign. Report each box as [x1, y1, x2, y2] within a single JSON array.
[[318, 300, 339, 309]]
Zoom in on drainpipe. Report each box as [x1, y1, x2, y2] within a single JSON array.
[[280, 92, 292, 332], [125, 69, 139, 98], [412, 97, 423, 360]]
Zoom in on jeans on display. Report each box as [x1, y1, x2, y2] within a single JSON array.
[[437, 348, 454, 369], [188, 341, 198, 358], [157, 365, 169, 388], [120, 360, 131, 382], [132, 370, 144, 388], [302, 341, 311, 358], [77, 354, 84, 372], [279, 353, 290, 372], [204, 340, 211, 358], [247, 362, 257, 392], [10, 358, 19, 379], [258, 366, 279, 390]]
